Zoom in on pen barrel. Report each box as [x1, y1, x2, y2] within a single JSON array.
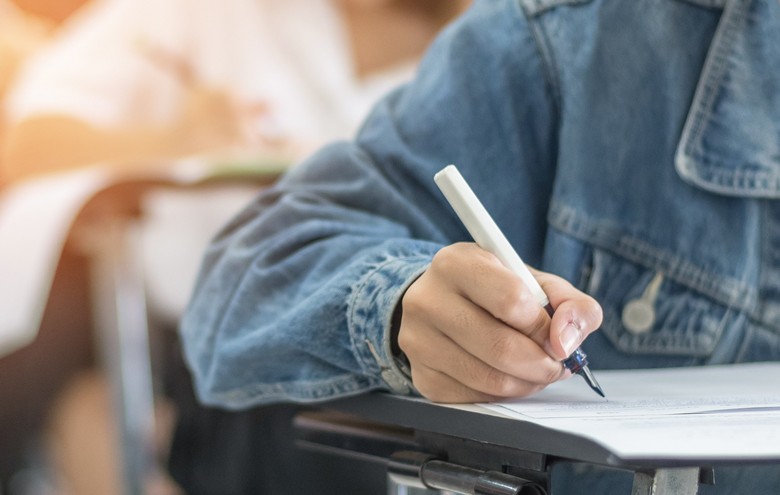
[[434, 165, 549, 306]]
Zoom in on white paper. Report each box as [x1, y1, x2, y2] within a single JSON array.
[[481, 363, 780, 461]]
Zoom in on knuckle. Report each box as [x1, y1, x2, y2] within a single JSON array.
[[512, 282, 537, 307], [520, 383, 547, 398], [492, 281, 547, 333], [524, 310, 549, 342], [401, 283, 425, 313], [492, 283, 525, 319], [488, 332, 517, 362], [397, 328, 422, 359], [541, 363, 565, 385], [431, 245, 459, 273], [396, 328, 413, 354], [482, 367, 516, 397]]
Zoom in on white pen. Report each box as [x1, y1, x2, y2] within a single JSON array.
[[434, 164, 605, 398]]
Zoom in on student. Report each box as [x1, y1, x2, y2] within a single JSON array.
[[180, 0, 780, 492], [2, 0, 469, 324], [2, 0, 469, 181], [0, 0, 470, 493]]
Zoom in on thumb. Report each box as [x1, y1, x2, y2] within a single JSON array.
[[534, 271, 603, 361]]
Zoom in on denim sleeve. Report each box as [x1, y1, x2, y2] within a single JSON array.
[[180, 0, 558, 409]]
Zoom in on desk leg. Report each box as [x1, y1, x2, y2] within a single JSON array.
[[631, 468, 700, 495], [89, 219, 156, 495]]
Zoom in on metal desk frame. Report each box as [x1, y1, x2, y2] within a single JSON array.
[[292, 393, 776, 495]]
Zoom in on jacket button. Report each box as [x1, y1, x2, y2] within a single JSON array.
[[621, 272, 664, 335], [622, 298, 656, 334]]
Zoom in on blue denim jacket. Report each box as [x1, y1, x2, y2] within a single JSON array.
[[181, 0, 780, 410]]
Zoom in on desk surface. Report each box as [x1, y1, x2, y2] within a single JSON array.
[[324, 392, 780, 470], [325, 394, 617, 467]]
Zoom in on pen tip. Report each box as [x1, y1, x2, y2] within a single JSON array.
[[587, 378, 605, 398], [580, 366, 606, 399]]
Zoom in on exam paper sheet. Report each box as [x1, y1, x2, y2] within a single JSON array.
[[481, 363, 780, 461]]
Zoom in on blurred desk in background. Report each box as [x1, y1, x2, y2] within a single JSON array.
[[0, 152, 285, 495]]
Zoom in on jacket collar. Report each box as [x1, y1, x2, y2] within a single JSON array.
[[676, 0, 780, 197]]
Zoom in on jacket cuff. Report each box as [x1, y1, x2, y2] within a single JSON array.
[[348, 252, 433, 396]]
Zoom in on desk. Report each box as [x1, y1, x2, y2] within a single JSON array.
[[74, 171, 280, 495], [0, 158, 284, 495], [294, 392, 778, 495]]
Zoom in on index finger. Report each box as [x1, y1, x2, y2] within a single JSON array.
[[448, 245, 554, 350]]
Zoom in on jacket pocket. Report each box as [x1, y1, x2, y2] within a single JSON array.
[[581, 247, 742, 357]]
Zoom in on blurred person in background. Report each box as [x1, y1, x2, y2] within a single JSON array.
[[2, 0, 471, 181], [0, 2, 91, 493], [0, 0, 471, 494]]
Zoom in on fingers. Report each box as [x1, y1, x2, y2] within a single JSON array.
[[400, 288, 565, 397], [436, 244, 559, 353], [424, 297, 565, 384], [400, 321, 559, 403], [397, 242, 602, 403], [440, 244, 603, 361], [411, 366, 500, 404], [439, 244, 551, 346], [412, 352, 565, 403]]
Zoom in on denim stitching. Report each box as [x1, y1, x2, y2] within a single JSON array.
[[521, 0, 593, 16], [212, 373, 383, 406], [347, 255, 431, 375], [549, 203, 757, 311], [672, 0, 728, 9], [682, 0, 747, 162], [520, 1, 563, 124], [681, 150, 780, 195]]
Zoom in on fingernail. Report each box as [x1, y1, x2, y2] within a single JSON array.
[[559, 323, 582, 356]]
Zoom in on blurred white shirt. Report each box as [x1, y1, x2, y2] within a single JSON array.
[[3, 0, 417, 321], [5, 0, 413, 143], [0, 0, 53, 99]]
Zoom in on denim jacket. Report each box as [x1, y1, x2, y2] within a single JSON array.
[[181, 0, 780, 410]]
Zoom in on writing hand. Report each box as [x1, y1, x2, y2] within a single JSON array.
[[397, 242, 602, 403]]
